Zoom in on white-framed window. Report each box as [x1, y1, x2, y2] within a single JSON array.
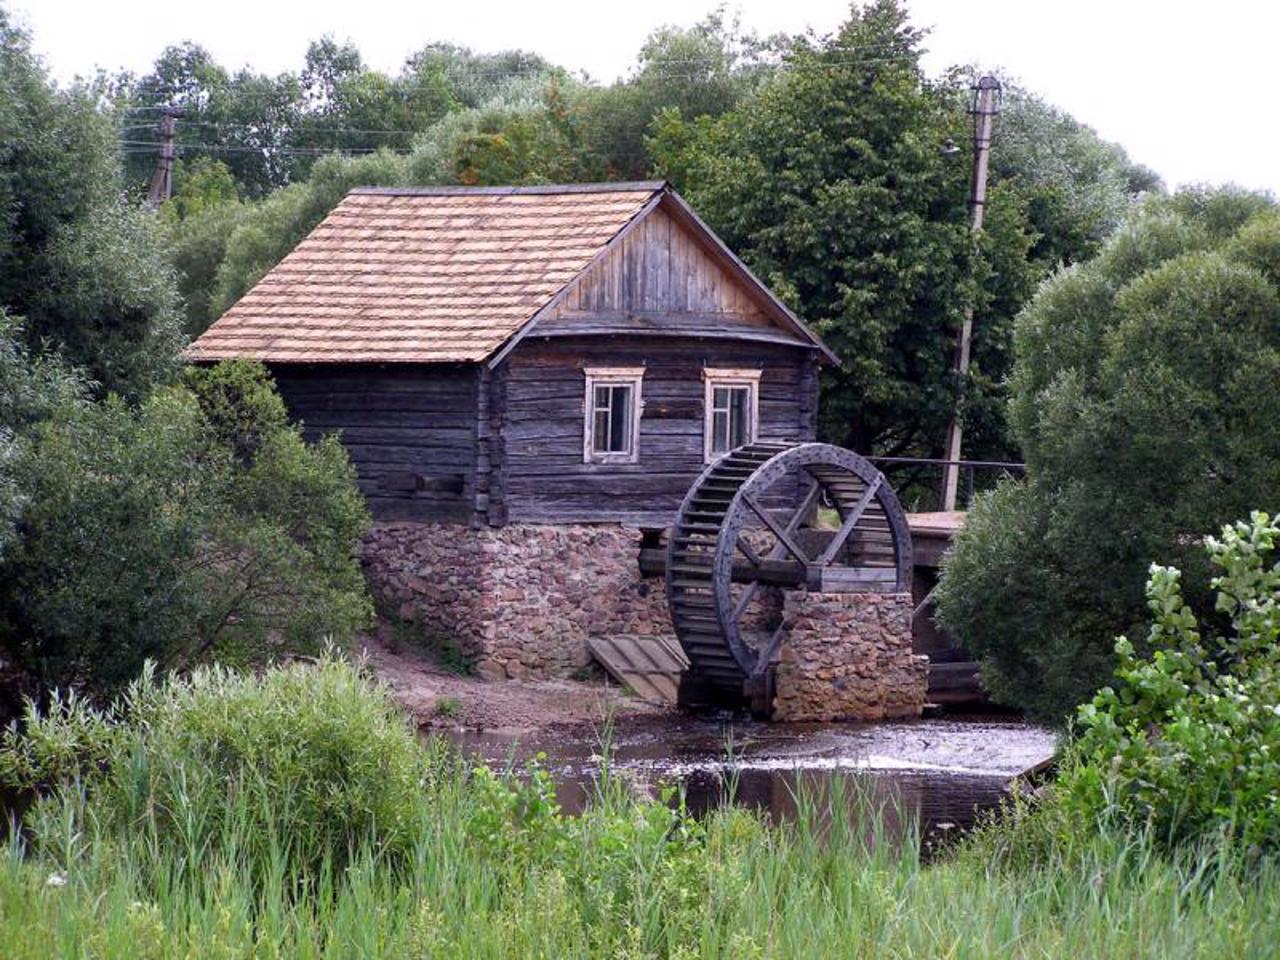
[[703, 367, 761, 461], [583, 367, 645, 464]]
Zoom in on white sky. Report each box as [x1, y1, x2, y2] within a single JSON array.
[[15, 0, 1280, 194]]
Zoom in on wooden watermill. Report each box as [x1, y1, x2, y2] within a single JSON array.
[[666, 441, 913, 714]]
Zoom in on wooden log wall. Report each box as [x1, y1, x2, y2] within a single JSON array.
[[498, 336, 819, 527], [269, 363, 480, 523]]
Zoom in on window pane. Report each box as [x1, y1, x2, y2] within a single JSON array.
[[728, 386, 750, 447], [593, 407, 610, 452], [712, 410, 729, 455], [608, 386, 631, 453], [589, 382, 634, 456], [712, 386, 729, 412]]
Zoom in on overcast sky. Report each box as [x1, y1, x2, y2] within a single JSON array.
[[14, 0, 1279, 194]]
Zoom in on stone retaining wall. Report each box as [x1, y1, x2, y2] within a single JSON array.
[[362, 522, 673, 680], [772, 591, 927, 722], [363, 522, 927, 722]]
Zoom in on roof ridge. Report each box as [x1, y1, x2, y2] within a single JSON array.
[[348, 181, 666, 197]]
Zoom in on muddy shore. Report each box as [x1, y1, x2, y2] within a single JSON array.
[[360, 630, 669, 734]]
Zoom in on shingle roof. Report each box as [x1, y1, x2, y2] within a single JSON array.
[[186, 182, 665, 364]]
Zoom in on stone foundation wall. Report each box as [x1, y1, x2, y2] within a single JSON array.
[[364, 523, 928, 720], [362, 522, 674, 680], [772, 591, 927, 722]]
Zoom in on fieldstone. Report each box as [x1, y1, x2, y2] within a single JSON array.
[[773, 591, 925, 723]]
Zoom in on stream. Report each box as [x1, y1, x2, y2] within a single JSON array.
[[446, 712, 1057, 850]]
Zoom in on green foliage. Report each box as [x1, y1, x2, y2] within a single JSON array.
[[573, 9, 778, 179], [0, 314, 87, 565], [0, 359, 371, 697], [649, 2, 1023, 460], [987, 80, 1161, 267], [162, 156, 239, 222], [3, 654, 429, 880], [936, 189, 1280, 721], [1064, 513, 1280, 850], [1, 655, 1278, 957], [0, 9, 183, 397], [646, 4, 1156, 466]]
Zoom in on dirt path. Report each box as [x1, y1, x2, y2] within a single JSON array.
[[358, 630, 671, 733]]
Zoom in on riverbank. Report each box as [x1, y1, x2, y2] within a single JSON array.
[[360, 628, 668, 733], [3, 655, 1276, 959]]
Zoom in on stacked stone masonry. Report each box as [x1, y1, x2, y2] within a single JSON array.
[[363, 522, 673, 681], [363, 522, 927, 721], [773, 591, 927, 722]]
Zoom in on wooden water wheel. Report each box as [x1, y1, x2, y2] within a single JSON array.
[[665, 441, 912, 712]]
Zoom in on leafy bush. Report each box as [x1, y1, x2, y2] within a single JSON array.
[[0, 358, 371, 696], [936, 190, 1280, 722], [0, 11, 183, 397], [1063, 512, 1280, 850], [2, 654, 429, 879]]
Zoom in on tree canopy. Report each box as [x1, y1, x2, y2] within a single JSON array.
[[935, 188, 1280, 722], [0, 9, 182, 397], [649, 3, 1157, 464]]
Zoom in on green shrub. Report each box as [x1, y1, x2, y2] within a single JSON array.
[[936, 189, 1280, 722], [1063, 512, 1280, 850], [0, 358, 371, 696], [2, 654, 430, 879], [3, 652, 1280, 957]]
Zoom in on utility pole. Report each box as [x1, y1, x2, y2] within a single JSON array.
[[940, 75, 1001, 512], [146, 108, 184, 208]]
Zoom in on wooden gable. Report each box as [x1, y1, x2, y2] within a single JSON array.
[[490, 190, 837, 365], [546, 204, 775, 325]]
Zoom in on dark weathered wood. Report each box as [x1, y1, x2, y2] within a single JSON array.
[[665, 442, 914, 706], [499, 336, 817, 525], [270, 362, 480, 523], [533, 312, 815, 350]]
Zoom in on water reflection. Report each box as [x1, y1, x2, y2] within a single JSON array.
[[444, 714, 1057, 849]]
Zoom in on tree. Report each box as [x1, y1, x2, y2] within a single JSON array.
[[649, 1, 1040, 463], [0, 312, 87, 562], [0, 358, 372, 698], [0, 8, 183, 397], [984, 79, 1161, 268], [573, 10, 779, 178], [934, 188, 1280, 722]]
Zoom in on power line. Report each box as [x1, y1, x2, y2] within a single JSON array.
[[115, 49, 924, 109]]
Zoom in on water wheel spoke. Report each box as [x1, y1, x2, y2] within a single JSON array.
[[730, 480, 820, 622], [666, 441, 911, 709], [743, 493, 809, 564], [814, 474, 883, 566]]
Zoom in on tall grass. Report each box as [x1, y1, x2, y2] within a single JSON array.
[[1, 657, 1277, 958]]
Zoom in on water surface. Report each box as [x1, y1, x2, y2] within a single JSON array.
[[446, 713, 1057, 847]]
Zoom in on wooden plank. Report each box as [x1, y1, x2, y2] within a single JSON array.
[[587, 635, 689, 704]]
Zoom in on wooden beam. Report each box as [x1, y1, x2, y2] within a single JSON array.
[[743, 493, 809, 564]]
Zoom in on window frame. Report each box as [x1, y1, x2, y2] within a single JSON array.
[[583, 366, 645, 464], [702, 367, 762, 462]]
